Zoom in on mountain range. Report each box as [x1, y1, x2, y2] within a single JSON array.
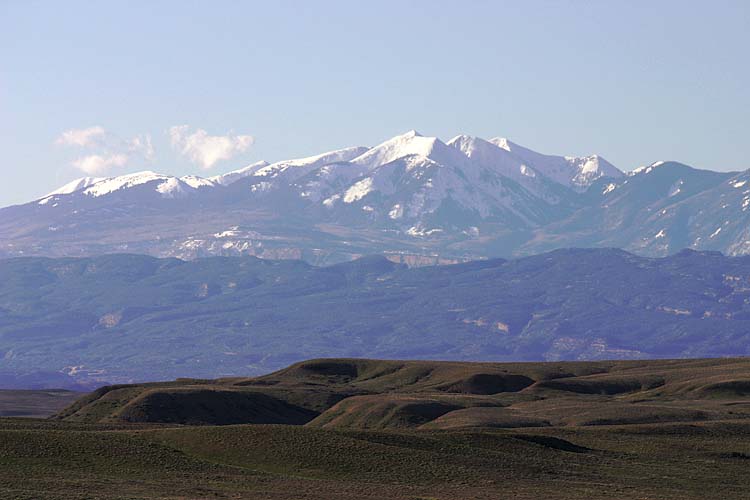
[[2, 130, 747, 265], [3, 248, 750, 388]]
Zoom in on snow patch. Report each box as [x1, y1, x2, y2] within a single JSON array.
[[668, 179, 683, 197], [211, 160, 270, 186], [343, 177, 374, 203], [49, 177, 105, 196], [156, 178, 186, 198], [180, 175, 216, 189], [323, 194, 340, 207], [519, 164, 536, 177], [389, 204, 404, 220], [406, 225, 444, 237], [631, 161, 667, 176], [214, 228, 241, 238], [250, 181, 273, 193]]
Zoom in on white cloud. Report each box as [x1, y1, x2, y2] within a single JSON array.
[[127, 134, 155, 161], [55, 126, 107, 147], [71, 154, 128, 175], [169, 125, 254, 169], [55, 126, 154, 175]]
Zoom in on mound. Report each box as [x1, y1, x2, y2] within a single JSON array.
[[57, 384, 153, 422], [58, 384, 319, 425], [115, 389, 318, 425]]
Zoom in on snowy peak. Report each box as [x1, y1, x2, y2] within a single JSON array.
[[351, 130, 468, 171], [40, 171, 199, 203], [490, 137, 622, 190], [46, 177, 104, 197], [568, 155, 622, 188], [251, 146, 369, 181], [447, 135, 538, 182], [180, 175, 217, 189], [210, 160, 270, 186], [490, 137, 517, 152], [82, 171, 175, 197], [38, 130, 623, 210]]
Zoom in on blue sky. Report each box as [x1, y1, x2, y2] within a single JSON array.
[[1, 0, 748, 206]]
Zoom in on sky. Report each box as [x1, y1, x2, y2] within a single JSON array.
[[1, 0, 749, 206]]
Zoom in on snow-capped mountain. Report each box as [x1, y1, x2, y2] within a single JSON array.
[[33, 131, 612, 206], [1, 130, 745, 264], [490, 137, 623, 190]]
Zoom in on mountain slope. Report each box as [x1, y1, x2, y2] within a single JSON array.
[[3, 249, 750, 387], [520, 162, 734, 255], [490, 137, 623, 190]]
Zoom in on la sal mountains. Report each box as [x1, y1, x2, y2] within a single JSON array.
[[2, 130, 748, 264]]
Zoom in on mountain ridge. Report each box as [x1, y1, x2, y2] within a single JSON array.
[[3, 248, 750, 388], [1, 130, 745, 264]]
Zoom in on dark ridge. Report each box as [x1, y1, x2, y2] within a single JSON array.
[[297, 360, 361, 379], [117, 389, 318, 426], [536, 376, 665, 395], [441, 373, 535, 395], [512, 435, 591, 453]]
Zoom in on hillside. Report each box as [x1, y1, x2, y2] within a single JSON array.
[[54, 357, 750, 430], [3, 248, 750, 387]]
